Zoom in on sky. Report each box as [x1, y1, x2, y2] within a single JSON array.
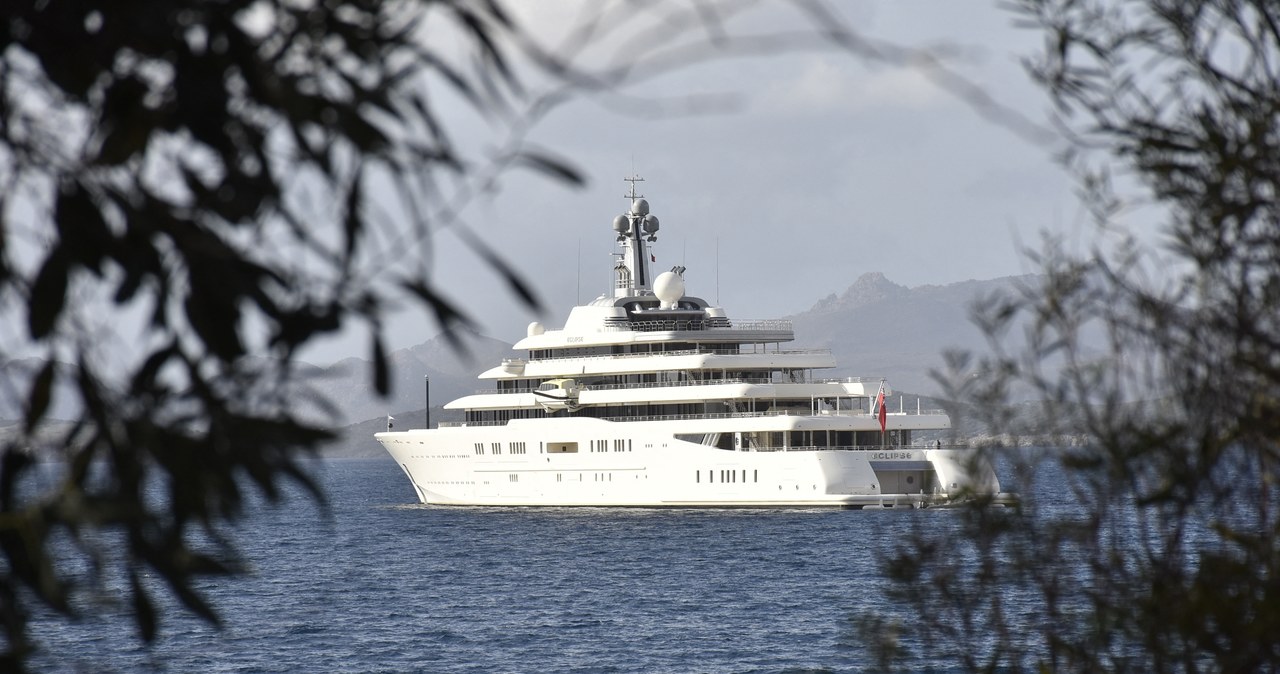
[[301, 1, 1093, 365]]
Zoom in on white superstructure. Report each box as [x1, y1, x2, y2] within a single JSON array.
[[376, 176, 1009, 507]]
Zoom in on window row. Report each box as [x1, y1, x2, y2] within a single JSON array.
[[473, 441, 531, 455], [589, 438, 633, 452], [696, 469, 758, 484]]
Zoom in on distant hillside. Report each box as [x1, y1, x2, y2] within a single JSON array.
[[5, 273, 1061, 459], [321, 405, 465, 459], [790, 272, 1036, 396], [334, 273, 1044, 458], [295, 331, 512, 427]]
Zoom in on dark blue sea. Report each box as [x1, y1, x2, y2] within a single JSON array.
[[29, 458, 995, 673]]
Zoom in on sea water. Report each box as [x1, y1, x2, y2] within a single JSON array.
[[29, 458, 981, 673]]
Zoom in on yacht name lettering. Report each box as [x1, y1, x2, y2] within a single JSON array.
[[871, 452, 916, 460], [566, 336, 584, 343]]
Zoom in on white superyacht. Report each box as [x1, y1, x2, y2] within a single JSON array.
[[376, 176, 1006, 507]]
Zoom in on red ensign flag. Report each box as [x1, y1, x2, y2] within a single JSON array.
[[876, 386, 886, 433]]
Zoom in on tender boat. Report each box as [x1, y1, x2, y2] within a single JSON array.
[[376, 176, 1010, 507]]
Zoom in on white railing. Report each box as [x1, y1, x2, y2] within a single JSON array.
[[602, 318, 794, 333], [815, 376, 885, 384], [529, 345, 829, 364], [441, 408, 944, 427], [430, 423, 962, 452], [476, 375, 879, 395]]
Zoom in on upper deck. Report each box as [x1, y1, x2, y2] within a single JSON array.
[[515, 316, 794, 351], [510, 178, 792, 353]]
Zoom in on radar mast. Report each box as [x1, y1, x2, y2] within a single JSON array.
[[611, 174, 660, 297]]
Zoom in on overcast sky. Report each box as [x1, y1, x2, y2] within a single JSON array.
[[302, 1, 1095, 365]]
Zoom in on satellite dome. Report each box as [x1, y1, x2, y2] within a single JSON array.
[[653, 271, 685, 309], [643, 214, 659, 234], [630, 198, 649, 216], [527, 321, 545, 337], [612, 214, 629, 233]]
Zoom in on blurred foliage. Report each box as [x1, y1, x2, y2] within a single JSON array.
[[866, 1, 1280, 671], [0, 0, 571, 667]]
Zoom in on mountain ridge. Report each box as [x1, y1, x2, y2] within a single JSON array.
[[789, 272, 1035, 394], [3, 272, 1041, 458]]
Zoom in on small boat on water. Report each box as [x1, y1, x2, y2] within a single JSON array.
[[376, 176, 1012, 507]]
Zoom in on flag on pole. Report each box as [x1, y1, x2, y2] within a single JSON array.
[[387, 415, 395, 431], [875, 384, 886, 433]]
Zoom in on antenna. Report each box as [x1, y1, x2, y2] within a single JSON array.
[[624, 173, 644, 199], [715, 237, 720, 306], [576, 238, 581, 304]]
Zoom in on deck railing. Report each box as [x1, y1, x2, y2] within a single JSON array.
[[476, 377, 774, 394], [438, 407, 948, 428], [527, 345, 829, 364], [427, 424, 957, 451], [601, 318, 794, 333]]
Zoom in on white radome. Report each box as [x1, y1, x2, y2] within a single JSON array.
[[652, 271, 684, 309]]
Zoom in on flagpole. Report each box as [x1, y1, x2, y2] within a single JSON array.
[[425, 375, 430, 429]]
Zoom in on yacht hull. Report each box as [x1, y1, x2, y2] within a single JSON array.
[[376, 418, 1000, 508]]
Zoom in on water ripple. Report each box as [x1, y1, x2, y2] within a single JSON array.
[[30, 459, 970, 673]]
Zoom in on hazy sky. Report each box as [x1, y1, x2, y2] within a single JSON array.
[[303, 1, 1093, 365]]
